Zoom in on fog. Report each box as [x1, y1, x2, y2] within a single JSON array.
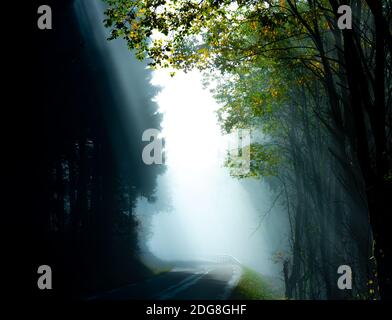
[[136, 70, 288, 276], [75, 0, 289, 279]]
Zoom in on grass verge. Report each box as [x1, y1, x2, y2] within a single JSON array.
[[230, 266, 281, 300]]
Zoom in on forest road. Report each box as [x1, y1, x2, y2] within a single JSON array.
[[89, 259, 242, 300]]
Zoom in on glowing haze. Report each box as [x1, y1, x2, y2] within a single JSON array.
[[136, 69, 281, 275]]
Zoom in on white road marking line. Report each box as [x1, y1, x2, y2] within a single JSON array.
[[219, 265, 243, 300], [157, 269, 210, 300]]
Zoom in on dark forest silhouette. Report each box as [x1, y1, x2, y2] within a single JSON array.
[[30, 0, 164, 297]]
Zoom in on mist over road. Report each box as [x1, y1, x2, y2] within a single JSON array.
[[89, 259, 242, 300]]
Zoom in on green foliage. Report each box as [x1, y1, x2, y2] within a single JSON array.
[[103, 0, 330, 71], [230, 267, 278, 300], [103, 0, 320, 180], [225, 143, 281, 179]]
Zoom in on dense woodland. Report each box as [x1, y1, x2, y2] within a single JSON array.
[[103, 0, 392, 299], [31, 0, 164, 297], [28, 0, 392, 300]]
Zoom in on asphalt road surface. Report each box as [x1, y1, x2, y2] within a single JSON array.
[[89, 259, 242, 300]]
